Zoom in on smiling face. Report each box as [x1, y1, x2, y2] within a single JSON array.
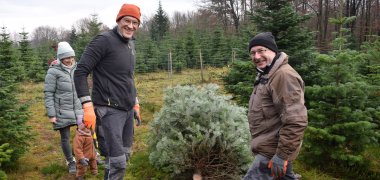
[[117, 16, 139, 39], [60, 56, 74, 66], [250, 45, 276, 70]]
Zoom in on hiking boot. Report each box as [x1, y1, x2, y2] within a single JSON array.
[[68, 160, 76, 174], [97, 158, 105, 165], [96, 152, 105, 165]]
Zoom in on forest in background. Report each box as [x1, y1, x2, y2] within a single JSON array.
[[1, 0, 380, 179]]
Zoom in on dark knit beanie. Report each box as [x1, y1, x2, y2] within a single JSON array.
[[248, 32, 279, 53]]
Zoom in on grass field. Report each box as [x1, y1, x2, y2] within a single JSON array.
[[7, 68, 373, 180]]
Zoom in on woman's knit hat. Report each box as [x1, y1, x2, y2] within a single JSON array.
[[116, 4, 141, 22], [57, 41, 75, 61], [248, 32, 279, 53]]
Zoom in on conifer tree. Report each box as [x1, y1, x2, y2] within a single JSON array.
[[358, 37, 380, 86], [74, 14, 103, 61], [0, 27, 23, 82], [198, 31, 214, 68], [210, 28, 229, 67], [149, 84, 251, 178], [150, 1, 169, 43], [0, 27, 32, 169], [184, 29, 198, 69], [223, 60, 255, 106], [0, 143, 12, 179], [251, 0, 314, 70], [18, 30, 45, 82], [172, 38, 185, 73], [301, 15, 380, 174], [68, 26, 78, 45], [135, 36, 159, 73], [220, 22, 257, 106]]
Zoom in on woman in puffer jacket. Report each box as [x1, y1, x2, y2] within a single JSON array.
[[44, 41, 83, 175]]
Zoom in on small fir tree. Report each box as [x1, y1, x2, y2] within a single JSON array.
[[301, 15, 380, 175], [0, 27, 33, 169], [0, 143, 13, 179], [172, 39, 186, 73], [358, 37, 380, 86], [223, 60, 255, 106], [184, 29, 198, 69], [18, 30, 45, 82], [209, 28, 229, 67], [0, 27, 23, 82], [135, 36, 159, 73], [149, 84, 252, 179], [150, 1, 170, 43], [74, 14, 103, 61], [252, 0, 314, 67]]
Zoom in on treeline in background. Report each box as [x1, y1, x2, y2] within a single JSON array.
[[1, 0, 380, 179]]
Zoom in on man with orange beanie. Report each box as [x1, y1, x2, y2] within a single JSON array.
[[74, 3, 141, 180]]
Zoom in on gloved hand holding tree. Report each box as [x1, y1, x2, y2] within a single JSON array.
[[268, 154, 288, 178], [82, 102, 96, 130]]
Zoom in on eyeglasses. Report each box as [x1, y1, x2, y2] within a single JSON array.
[[250, 48, 267, 57], [120, 17, 139, 27]]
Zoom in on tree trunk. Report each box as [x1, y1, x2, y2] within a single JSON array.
[[228, 0, 240, 33], [318, 0, 323, 47]]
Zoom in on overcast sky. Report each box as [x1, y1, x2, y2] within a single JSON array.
[[0, 0, 198, 34]]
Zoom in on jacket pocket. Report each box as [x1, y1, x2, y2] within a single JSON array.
[[94, 105, 107, 120], [262, 105, 277, 119], [248, 110, 266, 137]]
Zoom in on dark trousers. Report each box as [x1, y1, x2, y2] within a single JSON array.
[[59, 126, 74, 162], [243, 154, 297, 180], [95, 105, 134, 180]]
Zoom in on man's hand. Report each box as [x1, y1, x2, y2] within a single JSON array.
[[133, 103, 141, 126], [268, 154, 288, 178], [133, 109, 141, 126], [82, 102, 96, 130]]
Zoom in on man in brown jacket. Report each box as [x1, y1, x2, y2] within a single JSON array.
[[243, 32, 308, 180]]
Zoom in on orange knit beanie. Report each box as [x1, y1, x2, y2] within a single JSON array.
[[116, 4, 141, 22]]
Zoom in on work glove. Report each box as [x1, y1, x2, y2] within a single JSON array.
[[82, 102, 96, 131], [268, 154, 288, 178], [79, 158, 89, 166], [133, 103, 141, 126]]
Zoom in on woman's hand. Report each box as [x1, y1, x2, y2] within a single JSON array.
[[49, 117, 57, 124]]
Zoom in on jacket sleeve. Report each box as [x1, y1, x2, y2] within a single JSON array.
[[272, 69, 308, 160], [74, 34, 109, 102], [44, 68, 57, 117]]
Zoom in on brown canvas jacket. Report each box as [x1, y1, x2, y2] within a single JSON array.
[[248, 52, 308, 161]]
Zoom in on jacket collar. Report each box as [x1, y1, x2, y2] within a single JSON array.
[[254, 52, 288, 86]]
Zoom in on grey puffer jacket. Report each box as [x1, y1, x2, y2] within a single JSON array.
[[44, 62, 83, 130]]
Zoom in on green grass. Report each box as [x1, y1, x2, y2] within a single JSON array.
[[6, 68, 380, 179], [41, 163, 66, 178]]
